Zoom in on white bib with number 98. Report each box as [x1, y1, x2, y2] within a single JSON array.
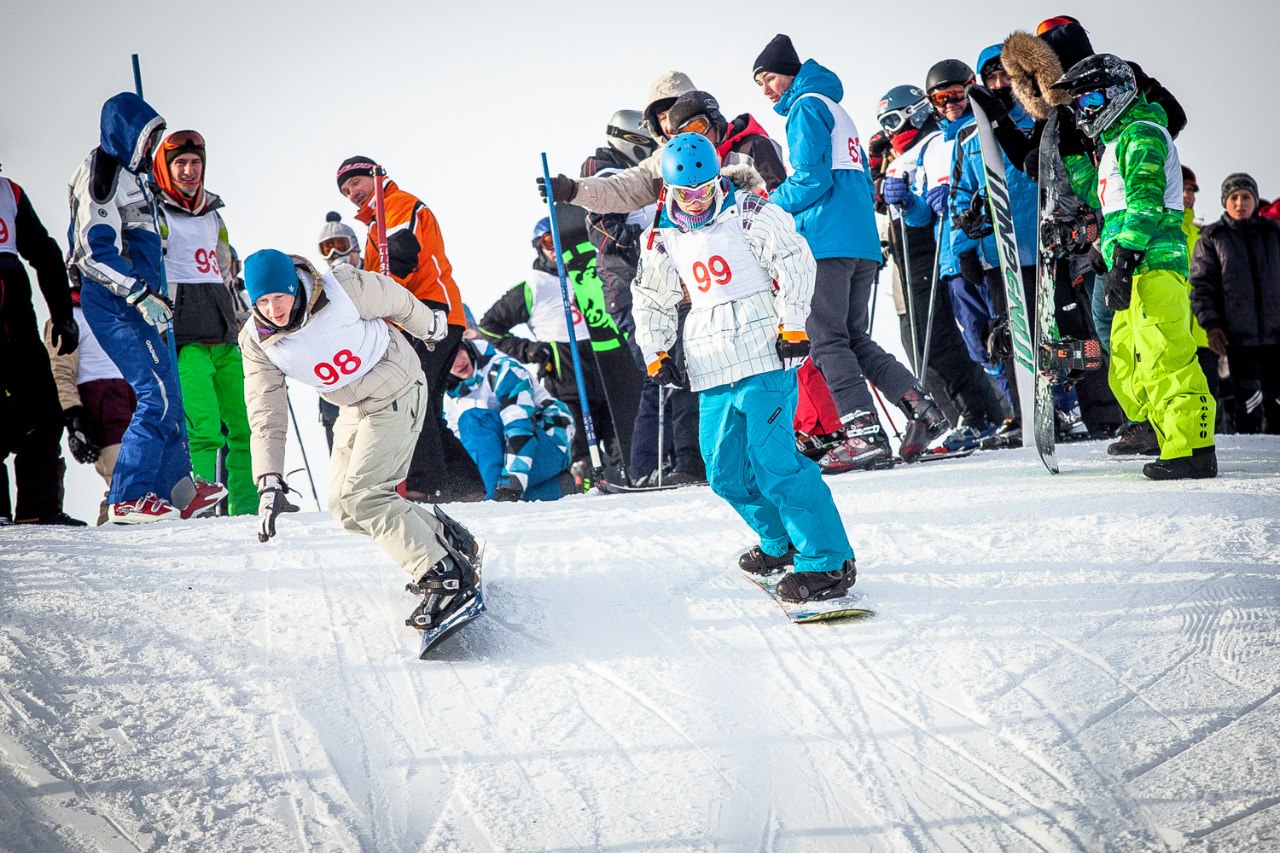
[[662, 204, 773, 310], [262, 271, 389, 391]]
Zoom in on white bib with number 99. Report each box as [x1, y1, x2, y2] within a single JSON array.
[[662, 204, 773, 310]]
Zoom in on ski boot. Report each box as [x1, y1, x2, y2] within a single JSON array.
[[738, 544, 797, 576], [1055, 404, 1090, 442], [897, 386, 950, 463], [1108, 421, 1159, 456], [980, 418, 1023, 449], [776, 559, 857, 603], [817, 411, 893, 474], [940, 419, 998, 452], [406, 550, 477, 631], [1143, 447, 1217, 481]]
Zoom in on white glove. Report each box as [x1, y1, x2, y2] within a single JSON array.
[[424, 308, 449, 344], [127, 285, 174, 330]]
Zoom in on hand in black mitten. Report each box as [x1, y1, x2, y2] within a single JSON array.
[[49, 315, 80, 355], [966, 84, 1009, 123], [493, 475, 524, 503], [1104, 247, 1143, 311], [530, 342, 555, 378], [63, 406, 101, 464], [537, 174, 577, 203], [647, 353, 685, 389]]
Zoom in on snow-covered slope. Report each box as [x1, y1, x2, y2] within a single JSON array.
[[2, 437, 1278, 852]]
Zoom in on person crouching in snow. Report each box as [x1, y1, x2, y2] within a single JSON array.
[[632, 133, 856, 603], [445, 338, 576, 501], [239, 249, 481, 631]]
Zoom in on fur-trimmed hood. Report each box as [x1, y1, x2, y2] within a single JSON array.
[[723, 163, 765, 194], [1002, 30, 1071, 121]]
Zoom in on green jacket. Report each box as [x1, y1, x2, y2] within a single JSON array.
[[1065, 98, 1188, 275]]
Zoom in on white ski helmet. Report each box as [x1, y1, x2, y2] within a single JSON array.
[[606, 110, 657, 167]]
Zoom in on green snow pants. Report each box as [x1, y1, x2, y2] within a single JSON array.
[[1108, 269, 1215, 460], [178, 342, 256, 515]]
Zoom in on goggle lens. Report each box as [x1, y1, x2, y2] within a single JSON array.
[[1075, 90, 1107, 111], [677, 115, 712, 136], [320, 237, 354, 258], [538, 232, 556, 250], [928, 88, 968, 107], [673, 179, 717, 205]]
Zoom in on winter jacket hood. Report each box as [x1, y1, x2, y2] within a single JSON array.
[[773, 60, 843, 117], [717, 114, 771, 157], [99, 93, 166, 175], [642, 71, 697, 143], [977, 44, 1003, 80], [1001, 31, 1071, 121]]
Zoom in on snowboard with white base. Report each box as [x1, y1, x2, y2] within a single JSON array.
[[744, 570, 874, 623]]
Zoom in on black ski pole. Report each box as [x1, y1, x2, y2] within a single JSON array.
[[285, 388, 321, 509], [919, 230, 944, 380]]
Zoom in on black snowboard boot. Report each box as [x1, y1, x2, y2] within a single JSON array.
[[897, 386, 950, 463], [739, 544, 798, 576], [818, 411, 892, 474], [1108, 421, 1160, 456], [1143, 446, 1218, 481], [406, 552, 477, 630], [776, 560, 857, 603], [433, 506, 478, 560]]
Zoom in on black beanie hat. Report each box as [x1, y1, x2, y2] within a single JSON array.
[[668, 91, 728, 136], [1037, 16, 1095, 71], [753, 34, 802, 80], [1221, 172, 1259, 206], [336, 155, 378, 191]]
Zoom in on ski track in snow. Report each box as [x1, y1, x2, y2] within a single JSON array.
[[1, 436, 1278, 852]]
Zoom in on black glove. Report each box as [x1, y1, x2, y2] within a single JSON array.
[[966, 84, 1009, 123], [867, 130, 892, 161], [492, 475, 524, 502], [537, 174, 577, 203], [647, 353, 685, 389], [49, 315, 80, 356], [530, 342, 555, 378], [776, 333, 810, 361], [1041, 208, 1101, 257], [1104, 247, 1143, 312], [953, 193, 993, 240], [257, 473, 299, 543], [63, 406, 100, 464], [958, 250, 985, 284], [1087, 243, 1109, 276], [1022, 148, 1041, 181]]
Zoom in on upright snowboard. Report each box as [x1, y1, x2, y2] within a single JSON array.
[[968, 97, 1043, 469], [418, 539, 487, 658], [744, 570, 874, 623]]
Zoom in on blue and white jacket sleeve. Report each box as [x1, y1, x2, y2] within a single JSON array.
[[489, 360, 541, 490], [67, 157, 160, 298], [770, 97, 835, 216]]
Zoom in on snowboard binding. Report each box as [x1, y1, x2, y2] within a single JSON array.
[[1039, 337, 1104, 384]]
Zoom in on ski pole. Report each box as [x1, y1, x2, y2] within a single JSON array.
[[867, 257, 880, 334], [285, 386, 321, 510], [919, 228, 944, 380], [898, 220, 921, 376], [373, 165, 389, 277], [540, 153, 606, 482], [869, 381, 902, 439]]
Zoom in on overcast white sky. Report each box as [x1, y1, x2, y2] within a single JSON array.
[[5, 0, 1276, 319]]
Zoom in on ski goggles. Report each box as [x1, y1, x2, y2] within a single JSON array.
[[606, 125, 652, 147], [928, 87, 968, 107], [1074, 90, 1107, 112], [536, 231, 556, 250], [1036, 15, 1078, 36], [319, 236, 356, 259], [878, 102, 925, 133], [162, 129, 206, 156], [676, 114, 712, 136], [671, 178, 718, 205]]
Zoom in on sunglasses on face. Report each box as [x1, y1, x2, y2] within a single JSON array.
[[672, 179, 717, 205], [677, 115, 712, 136], [319, 236, 355, 259], [928, 88, 968, 107]]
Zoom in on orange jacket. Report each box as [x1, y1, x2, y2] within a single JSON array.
[[356, 179, 464, 327]]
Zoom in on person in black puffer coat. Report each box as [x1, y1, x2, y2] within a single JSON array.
[[1190, 173, 1280, 433]]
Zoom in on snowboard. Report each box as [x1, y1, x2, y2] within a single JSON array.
[[417, 539, 487, 658], [967, 97, 1042, 468], [745, 570, 874, 623]]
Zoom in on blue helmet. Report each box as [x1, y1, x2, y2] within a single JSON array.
[[532, 217, 551, 242], [661, 132, 720, 187]]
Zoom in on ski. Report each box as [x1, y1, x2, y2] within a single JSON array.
[[968, 98, 1038, 465], [744, 569, 874, 623], [595, 479, 704, 495], [914, 446, 976, 462], [417, 539, 487, 658]]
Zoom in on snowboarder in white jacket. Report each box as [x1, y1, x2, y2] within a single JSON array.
[[239, 250, 480, 632], [632, 133, 855, 603]]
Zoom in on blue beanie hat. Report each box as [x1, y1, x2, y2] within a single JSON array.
[[244, 249, 301, 304]]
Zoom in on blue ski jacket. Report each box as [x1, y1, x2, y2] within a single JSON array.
[[901, 110, 975, 280], [770, 60, 880, 262]]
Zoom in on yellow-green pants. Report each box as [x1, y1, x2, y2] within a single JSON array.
[[1108, 269, 1215, 460]]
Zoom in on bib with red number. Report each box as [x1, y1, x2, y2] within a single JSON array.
[[661, 203, 774, 310], [794, 92, 865, 172], [163, 210, 223, 284], [526, 268, 589, 343], [0, 178, 18, 257], [261, 271, 389, 391], [1097, 121, 1182, 216]]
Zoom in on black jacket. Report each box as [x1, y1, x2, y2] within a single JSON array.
[[580, 146, 647, 324], [0, 179, 73, 351], [1190, 214, 1280, 348]]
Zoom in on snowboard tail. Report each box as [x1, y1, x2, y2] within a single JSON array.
[[745, 570, 874, 623]]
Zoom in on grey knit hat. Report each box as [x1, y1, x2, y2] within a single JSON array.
[[1221, 172, 1258, 206]]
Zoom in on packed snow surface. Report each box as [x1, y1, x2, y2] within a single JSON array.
[[2, 437, 1278, 852]]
